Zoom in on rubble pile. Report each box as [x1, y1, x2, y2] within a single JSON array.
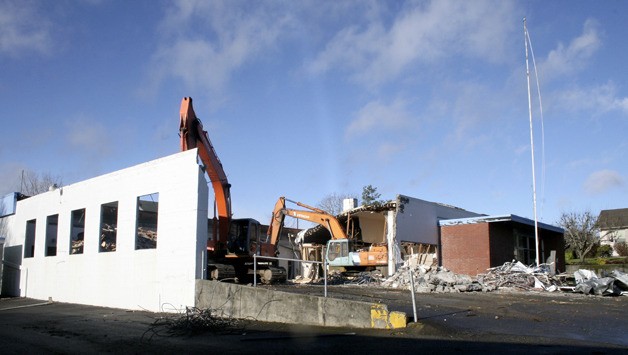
[[344, 270, 387, 285], [136, 227, 157, 249], [477, 261, 561, 292], [294, 260, 628, 297], [381, 264, 486, 293], [71, 239, 84, 254], [100, 224, 117, 251]]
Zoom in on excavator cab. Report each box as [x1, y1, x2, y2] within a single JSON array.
[[227, 218, 261, 255], [207, 217, 261, 256], [326, 239, 353, 266]]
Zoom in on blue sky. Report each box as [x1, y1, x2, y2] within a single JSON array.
[[1, 0, 626, 226]]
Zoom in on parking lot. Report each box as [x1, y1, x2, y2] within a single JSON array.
[[0, 287, 626, 354]]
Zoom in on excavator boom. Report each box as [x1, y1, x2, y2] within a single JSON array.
[[179, 97, 231, 247], [266, 197, 348, 247]]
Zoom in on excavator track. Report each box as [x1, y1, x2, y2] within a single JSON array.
[[208, 263, 237, 281], [255, 266, 287, 284]]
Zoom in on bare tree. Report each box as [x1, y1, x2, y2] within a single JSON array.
[[19, 170, 63, 196], [317, 192, 357, 215], [558, 211, 600, 263]]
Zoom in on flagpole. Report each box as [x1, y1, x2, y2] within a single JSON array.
[[524, 18, 541, 267]]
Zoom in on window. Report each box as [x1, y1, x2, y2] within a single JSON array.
[[70, 208, 86, 255], [514, 229, 537, 265], [24, 219, 36, 258], [45, 214, 58, 256], [100, 201, 118, 252], [136, 193, 158, 250]]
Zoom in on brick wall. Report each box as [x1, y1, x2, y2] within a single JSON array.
[[441, 223, 490, 276]]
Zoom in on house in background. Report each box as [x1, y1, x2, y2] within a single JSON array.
[[599, 208, 628, 256]]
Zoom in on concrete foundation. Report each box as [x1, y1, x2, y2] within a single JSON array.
[[195, 280, 406, 329]]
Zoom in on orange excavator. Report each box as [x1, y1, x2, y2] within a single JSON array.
[[179, 97, 285, 283], [267, 197, 388, 270]]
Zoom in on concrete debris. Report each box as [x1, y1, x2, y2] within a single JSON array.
[[573, 269, 628, 296], [381, 265, 487, 293]]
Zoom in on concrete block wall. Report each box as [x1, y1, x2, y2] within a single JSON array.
[[1, 150, 207, 312]]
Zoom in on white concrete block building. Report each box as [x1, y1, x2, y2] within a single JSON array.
[[0, 149, 208, 312]]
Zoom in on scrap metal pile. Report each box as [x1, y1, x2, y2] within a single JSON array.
[[572, 269, 628, 296]]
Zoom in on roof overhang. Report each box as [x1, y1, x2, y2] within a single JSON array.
[[438, 214, 564, 234]]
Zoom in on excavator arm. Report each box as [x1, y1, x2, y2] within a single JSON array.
[[266, 197, 348, 248], [179, 97, 232, 248]]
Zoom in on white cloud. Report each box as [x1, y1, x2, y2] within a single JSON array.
[[377, 142, 405, 160], [65, 116, 112, 159], [584, 169, 624, 195], [540, 19, 601, 81], [307, 0, 517, 87], [346, 98, 412, 138], [0, 0, 53, 56], [147, 1, 291, 95], [556, 82, 628, 116]]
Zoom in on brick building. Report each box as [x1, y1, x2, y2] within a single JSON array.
[[439, 215, 565, 276]]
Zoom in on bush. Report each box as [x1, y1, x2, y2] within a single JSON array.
[[565, 250, 575, 261], [596, 244, 613, 258], [615, 241, 628, 257], [585, 243, 599, 258]]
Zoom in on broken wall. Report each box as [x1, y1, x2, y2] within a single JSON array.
[[394, 195, 482, 245], [1, 149, 208, 312], [356, 212, 386, 244]]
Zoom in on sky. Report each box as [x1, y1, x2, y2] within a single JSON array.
[[1, 0, 626, 226]]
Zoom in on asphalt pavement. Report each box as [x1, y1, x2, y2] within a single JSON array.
[[0, 291, 626, 354]]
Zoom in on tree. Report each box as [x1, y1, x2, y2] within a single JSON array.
[[361, 185, 383, 206], [317, 192, 357, 215], [18, 170, 63, 196], [558, 211, 600, 263]]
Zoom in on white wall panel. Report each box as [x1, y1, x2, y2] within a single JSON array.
[[1, 149, 206, 312]]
